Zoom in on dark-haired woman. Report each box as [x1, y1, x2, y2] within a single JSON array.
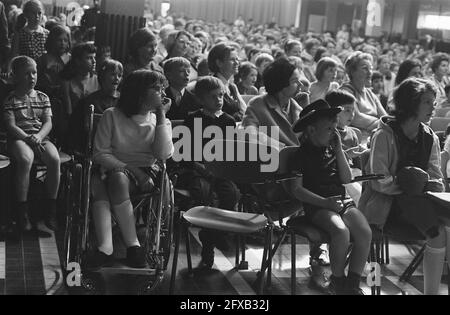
[[360, 77, 450, 295], [386, 59, 422, 113], [242, 57, 302, 148], [123, 28, 163, 78], [90, 70, 173, 269], [60, 43, 99, 116]]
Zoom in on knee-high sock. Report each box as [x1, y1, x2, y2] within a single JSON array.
[[112, 200, 140, 248], [93, 201, 113, 255], [423, 245, 446, 295]]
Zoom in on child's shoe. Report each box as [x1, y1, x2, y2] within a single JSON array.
[[345, 272, 365, 295], [126, 246, 147, 268]]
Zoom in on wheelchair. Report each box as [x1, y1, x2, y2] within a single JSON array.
[[63, 105, 175, 295]]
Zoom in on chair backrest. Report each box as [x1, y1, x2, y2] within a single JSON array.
[[203, 140, 300, 185]]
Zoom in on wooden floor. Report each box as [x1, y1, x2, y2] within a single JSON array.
[[0, 225, 449, 295]]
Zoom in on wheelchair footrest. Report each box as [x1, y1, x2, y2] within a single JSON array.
[[89, 260, 158, 275]]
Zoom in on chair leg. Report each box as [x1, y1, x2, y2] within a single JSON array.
[[370, 242, 376, 296], [235, 235, 240, 267], [169, 216, 182, 295], [239, 235, 248, 270], [184, 223, 192, 272], [258, 226, 272, 294], [291, 230, 296, 295], [447, 265, 449, 296], [384, 236, 390, 265], [400, 244, 426, 282]]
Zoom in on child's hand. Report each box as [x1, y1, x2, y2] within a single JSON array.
[[324, 196, 344, 213], [330, 129, 343, 151], [345, 145, 366, 158], [156, 97, 172, 114]]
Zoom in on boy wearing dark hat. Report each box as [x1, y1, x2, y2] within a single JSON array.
[[289, 99, 372, 295]]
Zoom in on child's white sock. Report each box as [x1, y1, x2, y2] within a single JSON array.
[[423, 245, 446, 295], [112, 200, 140, 248], [93, 200, 113, 255]]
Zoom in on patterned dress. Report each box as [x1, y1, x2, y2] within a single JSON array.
[[18, 27, 49, 61]]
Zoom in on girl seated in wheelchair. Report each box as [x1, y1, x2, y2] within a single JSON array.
[[3, 56, 61, 235], [90, 70, 173, 269], [289, 99, 372, 295], [360, 78, 450, 295]]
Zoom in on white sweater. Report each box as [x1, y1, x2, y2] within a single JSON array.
[[93, 107, 173, 170]]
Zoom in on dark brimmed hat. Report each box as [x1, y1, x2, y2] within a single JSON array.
[[293, 99, 342, 132]]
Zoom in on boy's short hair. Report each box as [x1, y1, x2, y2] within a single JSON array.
[[255, 53, 274, 68], [163, 57, 191, 75], [194, 76, 224, 98], [10, 55, 36, 75], [283, 39, 302, 54], [325, 90, 355, 108], [371, 71, 383, 82]]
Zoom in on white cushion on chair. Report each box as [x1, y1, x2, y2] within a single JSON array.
[[183, 206, 268, 234]]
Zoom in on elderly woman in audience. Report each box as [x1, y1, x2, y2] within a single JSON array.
[[360, 77, 450, 295], [429, 53, 450, 107], [341, 51, 387, 138], [123, 28, 163, 78], [208, 42, 246, 121]]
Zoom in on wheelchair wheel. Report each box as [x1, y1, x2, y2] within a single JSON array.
[[67, 271, 105, 295], [79, 272, 105, 295], [135, 272, 164, 295], [63, 163, 83, 275], [144, 178, 174, 271]]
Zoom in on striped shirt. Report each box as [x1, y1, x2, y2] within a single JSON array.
[[3, 90, 52, 134]]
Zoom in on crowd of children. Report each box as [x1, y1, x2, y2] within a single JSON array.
[[0, 0, 450, 295]]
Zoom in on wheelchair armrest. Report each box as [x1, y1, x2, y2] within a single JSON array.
[[271, 172, 302, 183], [351, 174, 385, 183]]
